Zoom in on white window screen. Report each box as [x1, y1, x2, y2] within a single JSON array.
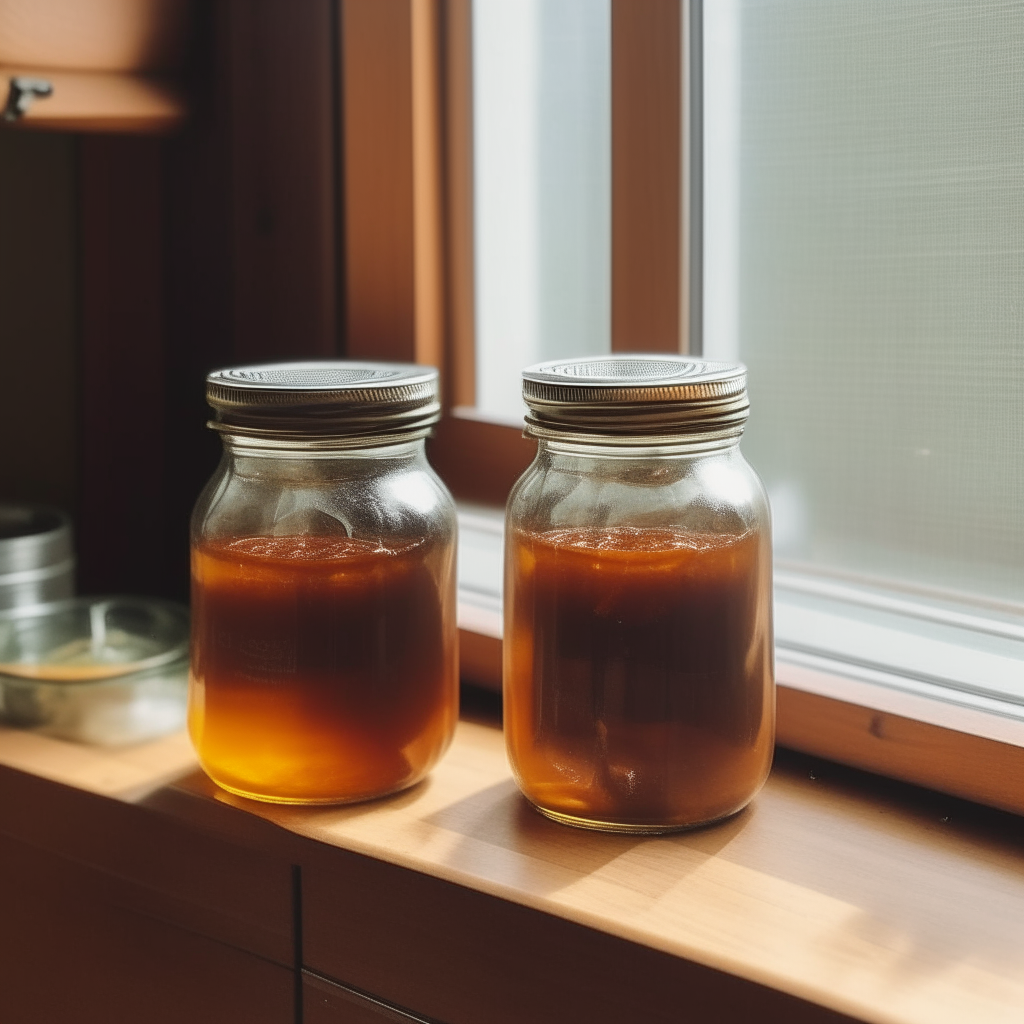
[[705, 0, 1024, 610], [473, 0, 611, 422]]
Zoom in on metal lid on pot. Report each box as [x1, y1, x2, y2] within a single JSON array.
[[521, 354, 749, 441], [206, 361, 441, 444], [0, 505, 72, 576]]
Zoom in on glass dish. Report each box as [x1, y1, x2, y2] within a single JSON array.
[[0, 596, 189, 746]]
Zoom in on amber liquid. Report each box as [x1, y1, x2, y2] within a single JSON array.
[[505, 526, 774, 831], [190, 535, 457, 804]]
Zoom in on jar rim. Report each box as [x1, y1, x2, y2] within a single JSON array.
[[529, 425, 744, 457], [212, 423, 432, 454]]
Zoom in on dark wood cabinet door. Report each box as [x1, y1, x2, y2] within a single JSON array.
[[0, 831, 294, 1024], [304, 971, 441, 1024]]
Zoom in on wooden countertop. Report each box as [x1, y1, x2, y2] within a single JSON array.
[[1, 717, 1023, 1024]]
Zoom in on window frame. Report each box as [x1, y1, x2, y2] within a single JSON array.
[[339, 0, 695, 502], [340, 0, 1024, 815]]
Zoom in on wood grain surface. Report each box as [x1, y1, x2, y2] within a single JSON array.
[[1, 720, 1022, 1024], [611, 0, 683, 354], [778, 684, 1024, 816], [450, 624, 1024, 820]]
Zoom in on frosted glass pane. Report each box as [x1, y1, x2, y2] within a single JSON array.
[[473, 0, 610, 422], [704, 0, 1024, 606]]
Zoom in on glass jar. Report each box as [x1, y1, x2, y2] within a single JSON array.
[[190, 362, 458, 805], [504, 355, 774, 833]]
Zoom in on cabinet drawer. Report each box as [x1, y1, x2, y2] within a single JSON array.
[[0, 763, 295, 966], [305, 972, 440, 1024], [301, 846, 856, 1024], [0, 831, 294, 1024]]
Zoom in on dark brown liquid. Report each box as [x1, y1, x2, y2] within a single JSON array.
[[505, 526, 773, 830], [190, 535, 457, 803]]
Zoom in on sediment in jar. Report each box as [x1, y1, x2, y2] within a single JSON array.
[[505, 526, 774, 830], [189, 534, 457, 803]]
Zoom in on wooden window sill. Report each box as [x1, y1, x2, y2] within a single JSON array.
[[1, 718, 1022, 1023], [454, 505, 1024, 818]]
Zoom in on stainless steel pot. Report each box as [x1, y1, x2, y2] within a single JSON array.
[[0, 505, 74, 610]]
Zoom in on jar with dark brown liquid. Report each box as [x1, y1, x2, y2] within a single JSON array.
[[190, 362, 457, 804], [504, 355, 774, 833]]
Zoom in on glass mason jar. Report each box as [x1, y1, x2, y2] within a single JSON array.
[[190, 362, 458, 805], [504, 355, 774, 833]]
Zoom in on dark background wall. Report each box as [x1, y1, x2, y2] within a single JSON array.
[[0, 131, 79, 515]]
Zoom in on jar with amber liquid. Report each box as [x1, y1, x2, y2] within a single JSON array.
[[504, 355, 774, 833], [190, 362, 458, 804]]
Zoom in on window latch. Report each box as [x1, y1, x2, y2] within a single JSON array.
[[3, 77, 54, 123]]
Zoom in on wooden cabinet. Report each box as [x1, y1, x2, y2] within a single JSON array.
[[0, 755, 294, 1022], [303, 974, 435, 1024], [0, 0, 188, 132], [0, 830, 293, 1024], [300, 845, 852, 1024], [1, 722, 1023, 1024]]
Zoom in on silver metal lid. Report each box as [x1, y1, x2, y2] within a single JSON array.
[[521, 354, 749, 440], [0, 505, 73, 576], [206, 361, 441, 443]]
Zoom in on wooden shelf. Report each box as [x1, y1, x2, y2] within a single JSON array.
[[0, 66, 185, 133], [1, 719, 1022, 1023]]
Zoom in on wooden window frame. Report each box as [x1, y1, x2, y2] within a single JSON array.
[[337, 0, 1024, 817], [341, 0, 696, 501]]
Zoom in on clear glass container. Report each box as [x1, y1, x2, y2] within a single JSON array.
[[190, 362, 458, 805], [0, 596, 188, 746], [504, 355, 774, 833]]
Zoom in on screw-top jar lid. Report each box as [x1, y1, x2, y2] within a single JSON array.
[[206, 361, 441, 444], [521, 354, 749, 441]]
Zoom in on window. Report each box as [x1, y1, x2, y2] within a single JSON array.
[[702, 0, 1024, 767], [472, 0, 611, 422], [428, 0, 695, 504], [705, 0, 1024, 606], [446, 0, 1024, 811]]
